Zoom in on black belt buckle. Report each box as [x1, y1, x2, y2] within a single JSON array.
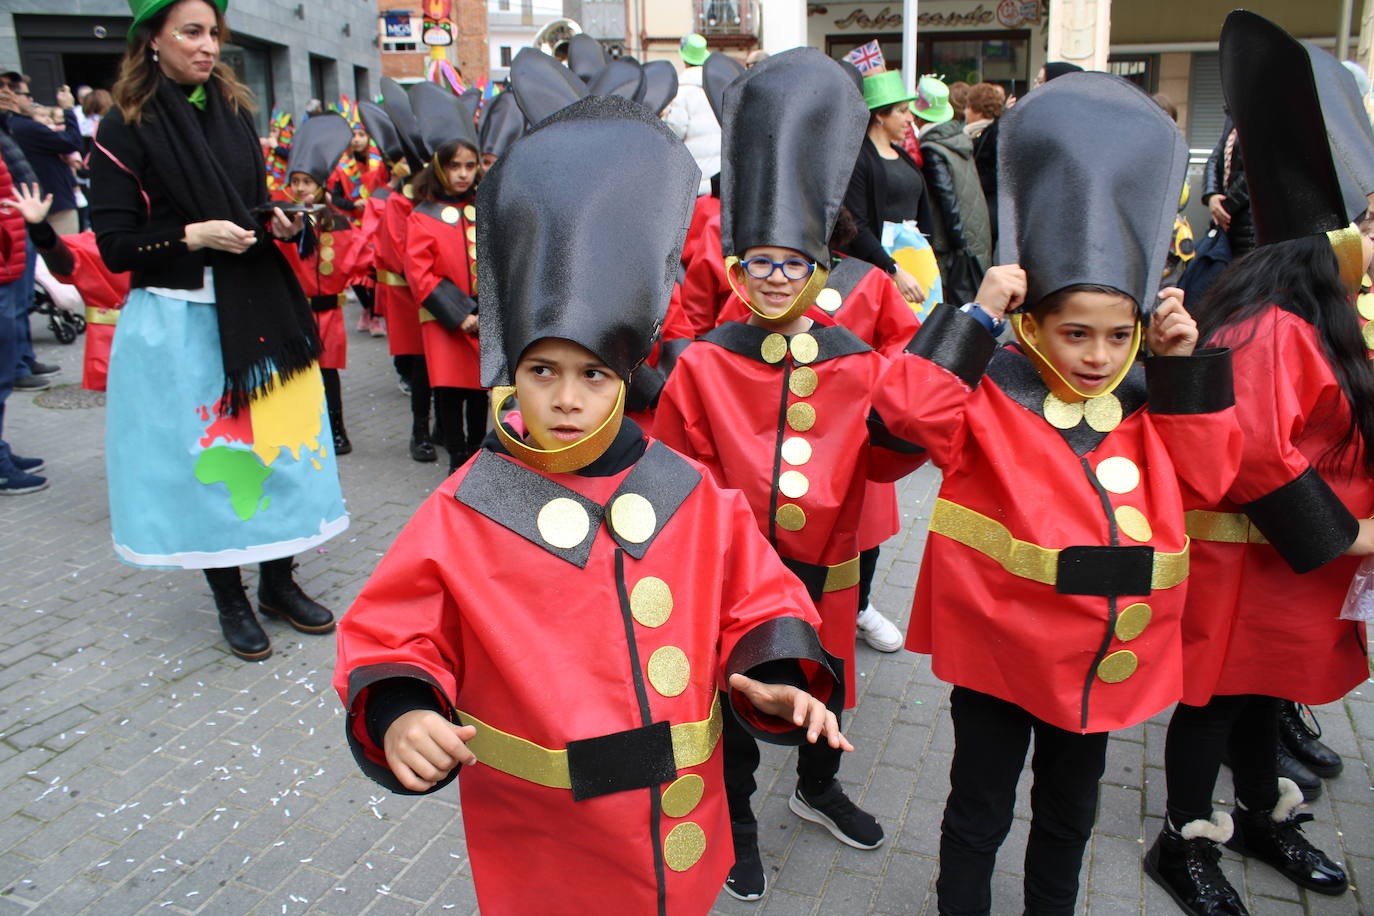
[[1056, 545, 1154, 597], [566, 720, 677, 801]]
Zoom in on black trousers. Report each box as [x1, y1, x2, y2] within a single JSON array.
[[1164, 694, 1279, 826], [433, 386, 487, 463], [721, 689, 843, 824], [321, 368, 343, 426], [856, 545, 880, 611], [937, 687, 1108, 916]]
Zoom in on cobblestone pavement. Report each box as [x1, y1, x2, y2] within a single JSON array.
[[2, 310, 1373, 916]]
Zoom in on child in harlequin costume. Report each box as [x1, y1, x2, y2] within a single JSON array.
[[327, 98, 385, 334], [403, 82, 486, 473], [273, 112, 357, 456], [352, 99, 405, 341], [376, 81, 439, 464], [1146, 15, 1374, 914], [8, 183, 130, 392], [869, 72, 1243, 915], [655, 49, 927, 901], [334, 95, 851, 916]]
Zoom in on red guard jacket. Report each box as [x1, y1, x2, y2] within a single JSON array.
[[377, 184, 424, 357], [48, 231, 130, 392], [403, 197, 481, 389], [873, 304, 1243, 732]]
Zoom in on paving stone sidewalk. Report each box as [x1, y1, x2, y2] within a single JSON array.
[[2, 311, 1373, 915]]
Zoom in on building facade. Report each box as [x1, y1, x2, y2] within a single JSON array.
[[0, 0, 383, 133], [378, 0, 487, 83]]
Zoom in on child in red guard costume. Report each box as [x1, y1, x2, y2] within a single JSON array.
[[335, 95, 851, 916], [273, 112, 356, 455], [1146, 15, 1374, 914], [655, 49, 927, 901], [869, 72, 1243, 915], [403, 82, 486, 473]]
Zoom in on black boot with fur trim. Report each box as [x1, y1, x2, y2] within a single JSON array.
[[1145, 812, 1249, 916], [1225, 777, 1348, 895]]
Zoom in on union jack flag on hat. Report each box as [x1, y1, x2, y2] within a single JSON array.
[[844, 40, 885, 74]]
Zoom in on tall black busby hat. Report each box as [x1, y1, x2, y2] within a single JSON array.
[[719, 47, 867, 265], [566, 33, 607, 84], [286, 112, 352, 187], [588, 58, 644, 101], [477, 94, 700, 387], [478, 91, 526, 161], [1304, 40, 1374, 222], [380, 77, 426, 172], [510, 47, 587, 125], [640, 60, 679, 115], [703, 51, 745, 125], [358, 100, 403, 166], [997, 71, 1187, 315], [410, 80, 480, 156]]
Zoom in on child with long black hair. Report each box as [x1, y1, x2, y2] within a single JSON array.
[[1145, 13, 1374, 915]]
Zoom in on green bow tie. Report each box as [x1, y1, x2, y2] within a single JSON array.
[[187, 84, 206, 111]]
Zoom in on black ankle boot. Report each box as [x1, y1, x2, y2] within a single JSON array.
[[409, 419, 437, 462], [1226, 779, 1348, 895], [1278, 701, 1342, 778], [723, 820, 766, 901], [205, 567, 271, 661], [1144, 817, 1248, 916], [329, 411, 352, 456], [1221, 742, 1322, 801], [257, 558, 335, 633]]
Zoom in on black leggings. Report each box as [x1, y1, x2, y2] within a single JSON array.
[[1164, 694, 1279, 826], [321, 368, 342, 423], [433, 387, 487, 461], [721, 689, 843, 824], [856, 545, 880, 611], [937, 687, 1108, 916]]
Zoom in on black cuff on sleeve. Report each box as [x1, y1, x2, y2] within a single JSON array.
[[725, 616, 844, 746], [345, 663, 456, 795], [1243, 466, 1359, 573], [867, 407, 926, 455], [905, 302, 997, 388], [26, 219, 57, 250], [1146, 347, 1235, 415], [364, 676, 447, 748], [422, 278, 478, 332]]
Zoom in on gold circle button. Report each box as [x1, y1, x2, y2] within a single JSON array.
[[790, 332, 819, 364], [1114, 505, 1153, 543], [1096, 456, 1141, 494], [647, 645, 690, 697], [1097, 649, 1138, 683], [1115, 603, 1152, 641], [761, 333, 787, 364], [1359, 291, 1374, 321], [661, 774, 705, 818], [1084, 393, 1123, 432], [441, 205, 460, 224], [663, 822, 706, 871], [778, 470, 810, 499], [536, 497, 590, 549], [787, 402, 816, 432], [815, 287, 843, 313], [775, 503, 807, 531], [1043, 392, 1084, 430], [467, 244, 478, 260], [464, 204, 476, 221], [781, 436, 812, 466], [1364, 320, 1374, 351], [403, 183, 414, 199], [319, 232, 334, 245], [319, 246, 335, 262], [630, 576, 673, 628], [610, 492, 656, 544], [789, 366, 819, 398], [318, 261, 335, 275], [466, 225, 477, 242]]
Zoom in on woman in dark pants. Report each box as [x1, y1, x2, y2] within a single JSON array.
[[90, 0, 347, 661]]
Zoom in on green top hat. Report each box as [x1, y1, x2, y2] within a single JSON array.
[[680, 34, 708, 66], [911, 75, 953, 123], [862, 70, 916, 110], [127, 0, 227, 40]]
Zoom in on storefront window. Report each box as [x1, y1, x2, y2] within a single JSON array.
[[222, 40, 272, 135], [922, 31, 1028, 95]]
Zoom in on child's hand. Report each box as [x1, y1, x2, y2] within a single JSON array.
[[728, 672, 854, 751], [383, 709, 477, 791], [4, 182, 52, 225], [460, 314, 479, 334], [1149, 288, 1198, 357], [971, 264, 1027, 320]]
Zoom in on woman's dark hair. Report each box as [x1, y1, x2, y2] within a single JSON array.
[[82, 87, 113, 118], [869, 102, 898, 119], [1194, 234, 1374, 474], [828, 206, 858, 253], [412, 138, 480, 202], [1028, 283, 1135, 319], [113, 0, 255, 124]]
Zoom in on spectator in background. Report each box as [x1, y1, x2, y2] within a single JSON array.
[[0, 73, 82, 235], [78, 88, 112, 146], [947, 80, 970, 123], [963, 82, 1004, 245], [662, 33, 720, 196], [1202, 114, 1254, 258], [745, 49, 769, 69]]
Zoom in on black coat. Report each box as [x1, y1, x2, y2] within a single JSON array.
[[840, 135, 936, 273], [1202, 117, 1255, 257]]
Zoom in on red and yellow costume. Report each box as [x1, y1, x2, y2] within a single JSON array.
[[42, 231, 130, 392], [273, 198, 358, 371], [376, 184, 424, 357], [403, 196, 481, 388]]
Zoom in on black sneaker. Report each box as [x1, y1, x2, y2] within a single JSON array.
[[723, 820, 767, 901], [788, 781, 884, 849], [13, 374, 50, 391], [0, 466, 48, 495], [28, 360, 60, 376], [11, 454, 43, 473]]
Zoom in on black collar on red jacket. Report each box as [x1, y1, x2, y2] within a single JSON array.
[[701, 320, 871, 365]]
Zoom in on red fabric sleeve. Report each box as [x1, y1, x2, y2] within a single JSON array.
[[871, 344, 983, 473], [402, 213, 444, 304], [654, 350, 723, 481]]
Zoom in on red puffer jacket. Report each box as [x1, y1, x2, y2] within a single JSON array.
[[0, 154, 26, 284]]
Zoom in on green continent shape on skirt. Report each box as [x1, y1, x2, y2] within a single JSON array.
[[194, 446, 274, 521]]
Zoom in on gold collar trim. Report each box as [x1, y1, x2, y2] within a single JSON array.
[[1328, 226, 1365, 298], [724, 256, 830, 324], [1010, 313, 1141, 402], [490, 382, 626, 474]]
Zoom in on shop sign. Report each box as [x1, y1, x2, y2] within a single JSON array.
[[383, 10, 414, 39], [818, 2, 1040, 31]]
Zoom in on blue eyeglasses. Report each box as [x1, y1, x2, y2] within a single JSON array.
[[741, 256, 816, 281]]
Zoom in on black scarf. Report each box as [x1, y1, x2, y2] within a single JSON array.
[[138, 77, 319, 414]]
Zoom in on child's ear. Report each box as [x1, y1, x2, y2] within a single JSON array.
[[1019, 312, 1042, 348]]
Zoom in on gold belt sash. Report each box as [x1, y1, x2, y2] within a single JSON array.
[[85, 306, 119, 326], [457, 694, 723, 790], [418, 307, 434, 324], [377, 269, 408, 287], [824, 555, 861, 592], [929, 498, 1190, 590], [1184, 509, 1269, 544]]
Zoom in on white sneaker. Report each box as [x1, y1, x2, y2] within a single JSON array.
[[856, 603, 903, 652]]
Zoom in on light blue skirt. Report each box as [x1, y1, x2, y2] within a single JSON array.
[[106, 288, 349, 569]]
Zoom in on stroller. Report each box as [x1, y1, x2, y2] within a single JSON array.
[[31, 255, 86, 344]]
